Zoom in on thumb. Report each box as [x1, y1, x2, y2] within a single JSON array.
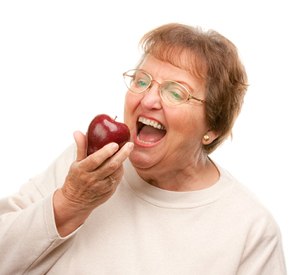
[[73, 131, 87, 161]]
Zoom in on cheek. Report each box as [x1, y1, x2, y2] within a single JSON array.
[[167, 107, 206, 137], [124, 92, 140, 124]]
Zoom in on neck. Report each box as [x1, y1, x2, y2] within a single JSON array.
[[135, 157, 220, 192]]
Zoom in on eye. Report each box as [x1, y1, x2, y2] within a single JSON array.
[[132, 73, 150, 90], [170, 90, 184, 101], [161, 82, 187, 103], [136, 78, 149, 88]]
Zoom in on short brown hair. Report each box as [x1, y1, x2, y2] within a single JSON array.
[[139, 23, 248, 153]]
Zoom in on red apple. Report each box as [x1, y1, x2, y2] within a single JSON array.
[[87, 114, 130, 155]]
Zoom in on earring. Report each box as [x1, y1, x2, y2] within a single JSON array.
[[203, 134, 210, 142]]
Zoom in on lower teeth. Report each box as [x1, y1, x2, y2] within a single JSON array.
[[137, 135, 155, 144]]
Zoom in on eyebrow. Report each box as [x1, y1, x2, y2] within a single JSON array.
[[173, 80, 196, 93]]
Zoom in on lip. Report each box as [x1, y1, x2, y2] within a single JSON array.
[[133, 115, 166, 148]]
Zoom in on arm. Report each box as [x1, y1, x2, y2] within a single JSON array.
[[237, 213, 287, 275], [0, 144, 77, 274], [0, 131, 133, 274]]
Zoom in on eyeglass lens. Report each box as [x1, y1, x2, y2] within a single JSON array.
[[125, 70, 190, 105]]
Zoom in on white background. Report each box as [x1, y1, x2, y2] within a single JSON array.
[[0, 0, 299, 273]]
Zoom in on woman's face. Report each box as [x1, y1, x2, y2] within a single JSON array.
[[124, 54, 209, 177]]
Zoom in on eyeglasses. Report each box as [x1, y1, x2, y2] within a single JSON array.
[[123, 69, 205, 106]]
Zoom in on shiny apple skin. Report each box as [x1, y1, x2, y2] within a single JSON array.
[[87, 114, 130, 155]]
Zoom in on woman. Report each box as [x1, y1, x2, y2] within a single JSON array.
[[0, 23, 286, 274]]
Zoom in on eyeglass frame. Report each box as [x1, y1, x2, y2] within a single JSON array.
[[122, 69, 206, 105]]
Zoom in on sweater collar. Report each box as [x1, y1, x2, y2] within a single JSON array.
[[123, 159, 235, 209]]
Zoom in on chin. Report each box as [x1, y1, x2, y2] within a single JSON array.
[[129, 150, 158, 170]]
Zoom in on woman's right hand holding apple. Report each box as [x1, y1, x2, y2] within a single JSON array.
[[53, 131, 133, 237]]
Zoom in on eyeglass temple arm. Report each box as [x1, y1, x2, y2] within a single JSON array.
[[189, 95, 205, 103]]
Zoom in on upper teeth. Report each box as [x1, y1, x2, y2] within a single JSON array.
[[138, 117, 166, 130]]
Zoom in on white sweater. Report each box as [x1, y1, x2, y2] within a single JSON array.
[[0, 144, 286, 274]]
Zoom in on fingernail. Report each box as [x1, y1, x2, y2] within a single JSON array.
[[111, 142, 119, 150], [127, 142, 134, 151]]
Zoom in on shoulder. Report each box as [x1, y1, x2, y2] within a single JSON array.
[[218, 165, 281, 236], [221, 171, 286, 272], [218, 166, 276, 230]]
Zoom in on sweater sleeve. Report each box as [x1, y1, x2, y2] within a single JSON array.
[[237, 211, 287, 275], [0, 144, 77, 274]]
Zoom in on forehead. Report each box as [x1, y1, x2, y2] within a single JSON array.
[[140, 43, 207, 80], [138, 54, 206, 94]]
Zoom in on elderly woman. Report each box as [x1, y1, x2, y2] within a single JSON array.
[[0, 23, 286, 274]]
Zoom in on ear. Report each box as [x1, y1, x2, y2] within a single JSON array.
[[202, 130, 219, 145]]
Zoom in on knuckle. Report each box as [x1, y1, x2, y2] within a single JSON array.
[[108, 160, 119, 170], [85, 173, 100, 187], [88, 154, 100, 167]]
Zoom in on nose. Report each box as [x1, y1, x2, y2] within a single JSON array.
[[140, 80, 162, 110]]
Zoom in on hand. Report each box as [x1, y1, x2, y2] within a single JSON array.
[[53, 131, 133, 236]]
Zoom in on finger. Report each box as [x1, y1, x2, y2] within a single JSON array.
[[105, 166, 124, 192], [110, 165, 124, 184], [73, 131, 87, 161], [82, 142, 120, 171], [108, 175, 117, 185], [100, 142, 134, 177], [113, 142, 134, 164]]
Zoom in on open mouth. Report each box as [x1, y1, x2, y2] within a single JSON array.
[[136, 116, 166, 145]]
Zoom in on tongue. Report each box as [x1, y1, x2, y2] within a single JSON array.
[[139, 125, 166, 143]]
